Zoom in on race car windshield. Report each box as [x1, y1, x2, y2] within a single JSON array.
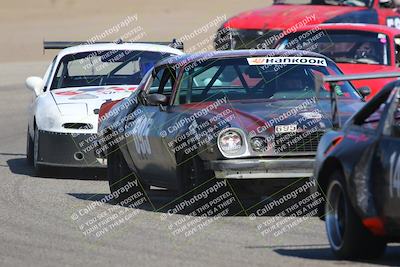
[[175, 56, 361, 104], [274, 0, 371, 7], [50, 50, 174, 90], [277, 30, 390, 66]]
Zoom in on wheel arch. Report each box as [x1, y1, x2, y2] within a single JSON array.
[[317, 157, 345, 195], [316, 157, 346, 218]]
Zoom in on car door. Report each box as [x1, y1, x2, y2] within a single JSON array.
[[372, 87, 400, 225], [125, 65, 181, 188]]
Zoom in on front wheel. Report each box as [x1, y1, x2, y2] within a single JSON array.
[[177, 155, 213, 195], [325, 171, 387, 260], [107, 149, 144, 206]]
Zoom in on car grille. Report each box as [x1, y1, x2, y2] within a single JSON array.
[[274, 131, 325, 153]]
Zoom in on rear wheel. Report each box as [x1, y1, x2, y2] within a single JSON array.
[[325, 171, 387, 260], [107, 149, 144, 205]]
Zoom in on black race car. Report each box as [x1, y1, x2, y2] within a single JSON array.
[[96, 50, 365, 204], [313, 72, 400, 259]]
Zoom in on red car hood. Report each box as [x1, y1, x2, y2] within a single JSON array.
[[225, 5, 365, 30], [337, 63, 397, 99], [338, 63, 395, 74]]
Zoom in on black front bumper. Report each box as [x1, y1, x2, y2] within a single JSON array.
[[37, 130, 104, 168]]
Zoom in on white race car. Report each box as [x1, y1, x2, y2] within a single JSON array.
[[26, 40, 183, 175]]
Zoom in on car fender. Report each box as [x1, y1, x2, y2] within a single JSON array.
[[34, 92, 62, 132]]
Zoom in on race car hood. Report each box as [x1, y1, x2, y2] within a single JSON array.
[[224, 5, 368, 30], [181, 98, 364, 134], [338, 63, 397, 99], [51, 85, 137, 115]]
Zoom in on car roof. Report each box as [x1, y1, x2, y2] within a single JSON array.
[[157, 49, 333, 67], [57, 43, 184, 58], [292, 23, 400, 36]]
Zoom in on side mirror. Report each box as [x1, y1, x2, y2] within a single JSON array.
[[147, 93, 168, 106], [357, 86, 371, 98], [26, 76, 44, 96]]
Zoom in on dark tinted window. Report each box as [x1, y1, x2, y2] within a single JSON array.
[[175, 56, 360, 104], [278, 30, 390, 66], [51, 51, 174, 90]]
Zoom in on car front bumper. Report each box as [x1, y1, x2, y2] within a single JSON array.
[[37, 130, 105, 168], [206, 158, 314, 179]]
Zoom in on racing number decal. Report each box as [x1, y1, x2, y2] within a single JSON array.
[[387, 17, 400, 29], [389, 152, 400, 198], [131, 115, 153, 158]]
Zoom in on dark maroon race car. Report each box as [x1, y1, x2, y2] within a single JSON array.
[[215, 0, 400, 50], [313, 72, 400, 259], [96, 49, 365, 202]]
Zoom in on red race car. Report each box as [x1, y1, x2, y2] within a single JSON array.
[[275, 23, 400, 99], [215, 0, 400, 50]]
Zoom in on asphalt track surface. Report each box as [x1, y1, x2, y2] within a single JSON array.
[[1, 0, 400, 266], [0, 79, 399, 267]]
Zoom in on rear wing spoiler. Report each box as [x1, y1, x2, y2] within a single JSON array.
[[43, 38, 184, 53], [323, 72, 400, 83], [319, 72, 400, 129]]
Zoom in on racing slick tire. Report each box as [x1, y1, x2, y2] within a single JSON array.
[[26, 129, 34, 166], [175, 155, 215, 212], [107, 149, 145, 206], [325, 171, 387, 260], [177, 155, 213, 195]]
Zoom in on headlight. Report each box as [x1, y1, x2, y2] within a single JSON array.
[[250, 137, 267, 152], [219, 130, 243, 154]]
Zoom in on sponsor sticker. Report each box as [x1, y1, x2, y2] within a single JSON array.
[[300, 112, 322, 120], [275, 124, 298, 134], [247, 57, 327, 67], [54, 86, 136, 97]]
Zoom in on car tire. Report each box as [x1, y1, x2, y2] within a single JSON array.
[[107, 149, 143, 205], [178, 155, 213, 195], [33, 126, 48, 176], [26, 129, 34, 166], [325, 171, 387, 260], [174, 155, 214, 213]]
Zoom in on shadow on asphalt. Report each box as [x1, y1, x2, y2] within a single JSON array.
[[273, 245, 400, 266], [7, 157, 318, 216], [68, 188, 296, 217], [9, 156, 400, 265], [68, 188, 191, 213], [7, 157, 107, 180]]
